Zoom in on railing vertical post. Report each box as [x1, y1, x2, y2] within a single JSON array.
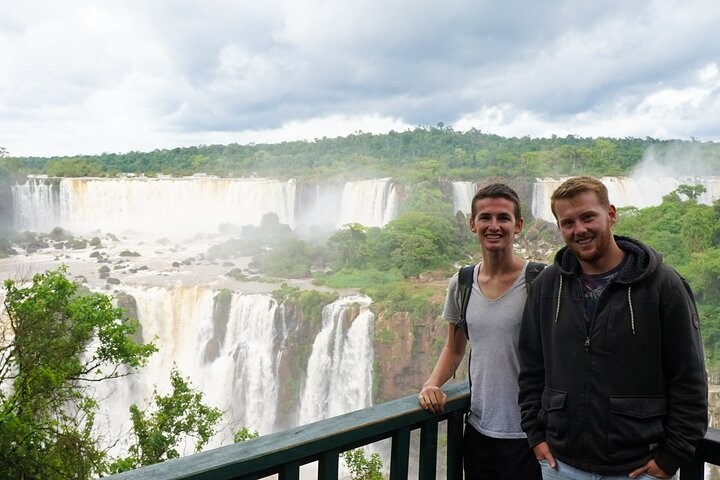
[[446, 410, 464, 480], [319, 450, 339, 480], [679, 457, 705, 480], [279, 461, 300, 480], [419, 419, 439, 479], [390, 426, 411, 479]]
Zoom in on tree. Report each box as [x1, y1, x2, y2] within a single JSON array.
[[0, 267, 157, 479], [326, 224, 370, 270], [375, 212, 458, 277], [677, 183, 707, 201], [234, 427, 259, 443], [109, 368, 222, 473], [341, 448, 383, 480]]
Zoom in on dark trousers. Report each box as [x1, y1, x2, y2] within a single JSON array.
[[463, 423, 541, 480]]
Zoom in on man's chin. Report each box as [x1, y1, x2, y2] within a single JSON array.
[[570, 246, 599, 263]]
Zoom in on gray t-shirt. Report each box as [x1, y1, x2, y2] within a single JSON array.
[[443, 261, 528, 439]]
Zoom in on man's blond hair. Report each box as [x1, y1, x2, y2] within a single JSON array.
[[550, 176, 610, 219]]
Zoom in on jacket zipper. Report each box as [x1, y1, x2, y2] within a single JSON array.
[[579, 278, 615, 460]]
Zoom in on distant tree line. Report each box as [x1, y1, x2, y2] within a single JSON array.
[[3, 127, 720, 181]]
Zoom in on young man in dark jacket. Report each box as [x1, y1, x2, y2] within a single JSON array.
[[518, 176, 707, 479]]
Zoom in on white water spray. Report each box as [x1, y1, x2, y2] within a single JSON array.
[[298, 295, 375, 424]]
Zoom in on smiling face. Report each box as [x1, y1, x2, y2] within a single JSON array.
[[470, 196, 523, 254], [553, 190, 618, 271]]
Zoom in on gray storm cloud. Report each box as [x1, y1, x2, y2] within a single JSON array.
[[2, 0, 720, 156]]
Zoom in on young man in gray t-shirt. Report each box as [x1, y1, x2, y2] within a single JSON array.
[[419, 183, 541, 480]]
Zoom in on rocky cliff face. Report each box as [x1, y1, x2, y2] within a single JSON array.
[[372, 277, 469, 403]]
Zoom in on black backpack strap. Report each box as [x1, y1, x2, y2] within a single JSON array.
[[457, 264, 475, 340], [525, 261, 546, 290]]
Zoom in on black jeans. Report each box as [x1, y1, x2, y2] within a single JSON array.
[[463, 423, 541, 480]]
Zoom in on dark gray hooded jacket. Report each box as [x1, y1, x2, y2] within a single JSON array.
[[518, 236, 707, 475]]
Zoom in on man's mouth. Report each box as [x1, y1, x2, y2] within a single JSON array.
[[485, 234, 502, 239], [577, 237, 593, 245]]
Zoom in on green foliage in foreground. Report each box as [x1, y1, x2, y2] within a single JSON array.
[[109, 368, 222, 473], [0, 267, 157, 479], [615, 188, 720, 379], [341, 448, 384, 480], [0, 267, 229, 479], [234, 427, 260, 443]]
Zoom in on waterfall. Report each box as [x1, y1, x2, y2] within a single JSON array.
[[226, 293, 282, 435], [531, 178, 566, 223], [298, 295, 375, 424], [88, 286, 376, 455], [532, 176, 720, 223], [451, 181, 476, 216], [13, 177, 298, 235], [337, 179, 399, 228], [93, 285, 283, 455], [12, 177, 60, 232], [12, 176, 401, 235]]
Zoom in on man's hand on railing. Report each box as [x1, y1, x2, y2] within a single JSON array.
[[419, 384, 448, 414]]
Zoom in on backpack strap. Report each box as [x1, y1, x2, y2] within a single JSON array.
[[525, 261, 546, 290], [456, 264, 475, 339]]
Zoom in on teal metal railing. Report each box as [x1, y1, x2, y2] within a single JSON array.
[[104, 380, 719, 480], [105, 381, 469, 480]]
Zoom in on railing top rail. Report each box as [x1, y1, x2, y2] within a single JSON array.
[[104, 381, 470, 479]]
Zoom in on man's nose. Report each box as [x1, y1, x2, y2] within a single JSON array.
[[573, 223, 587, 235]]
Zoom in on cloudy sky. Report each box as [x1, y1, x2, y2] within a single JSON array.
[[2, 0, 720, 157]]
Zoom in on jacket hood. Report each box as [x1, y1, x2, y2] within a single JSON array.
[[553, 235, 661, 284]]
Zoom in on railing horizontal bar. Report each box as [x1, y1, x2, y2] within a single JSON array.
[[695, 428, 720, 465], [105, 382, 470, 480], [104, 379, 720, 480]]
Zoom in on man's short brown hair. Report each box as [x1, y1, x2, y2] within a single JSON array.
[[550, 176, 610, 219], [471, 183, 522, 220]]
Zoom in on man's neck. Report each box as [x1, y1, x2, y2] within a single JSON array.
[[481, 249, 524, 277], [579, 245, 626, 275]]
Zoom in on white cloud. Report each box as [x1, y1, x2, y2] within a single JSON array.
[[455, 62, 720, 141], [2, 0, 720, 156]]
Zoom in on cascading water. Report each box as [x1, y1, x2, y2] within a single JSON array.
[[298, 295, 375, 425], [11, 178, 60, 232], [337, 179, 399, 228], [86, 284, 375, 456], [532, 176, 720, 223], [13, 177, 297, 235], [92, 285, 284, 454], [451, 181, 476, 216], [12, 176, 400, 235]]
